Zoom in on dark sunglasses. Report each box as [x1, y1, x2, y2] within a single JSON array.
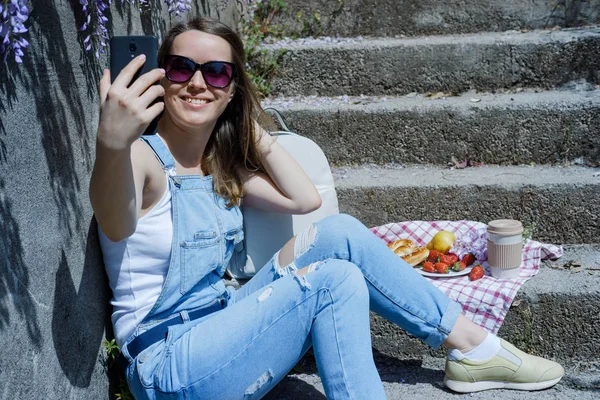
[[163, 55, 235, 88]]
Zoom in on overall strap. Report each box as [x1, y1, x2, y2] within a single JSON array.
[[140, 134, 177, 177]]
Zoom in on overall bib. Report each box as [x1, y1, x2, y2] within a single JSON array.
[[121, 134, 244, 393]]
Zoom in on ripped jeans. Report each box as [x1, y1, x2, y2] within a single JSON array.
[[127, 214, 462, 399]]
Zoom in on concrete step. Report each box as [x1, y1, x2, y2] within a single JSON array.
[[266, 27, 600, 97], [264, 89, 600, 167], [332, 165, 600, 244], [269, 0, 600, 38], [265, 244, 600, 397]]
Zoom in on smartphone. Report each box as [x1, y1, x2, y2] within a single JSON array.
[[110, 35, 160, 135]]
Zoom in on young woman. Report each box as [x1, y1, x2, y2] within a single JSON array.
[[90, 17, 564, 400]]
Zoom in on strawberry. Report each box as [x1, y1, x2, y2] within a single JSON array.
[[461, 253, 476, 266], [422, 261, 435, 273], [439, 254, 451, 264], [469, 265, 485, 281], [441, 253, 459, 265], [447, 253, 459, 264], [428, 250, 442, 262], [435, 262, 450, 274], [452, 261, 466, 272]]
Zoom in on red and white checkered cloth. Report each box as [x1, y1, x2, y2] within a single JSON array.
[[370, 221, 563, 334]]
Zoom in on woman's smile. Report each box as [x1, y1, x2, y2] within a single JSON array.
[[161, 30, 234, 132], [182, 96, 211, 107]]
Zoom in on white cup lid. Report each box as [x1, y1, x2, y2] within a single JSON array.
[[487, 219, 523, 236]]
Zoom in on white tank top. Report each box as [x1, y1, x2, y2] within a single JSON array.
[[98, 174, 172, 347]]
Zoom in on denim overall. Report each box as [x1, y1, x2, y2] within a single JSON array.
[[121, 134, 243, 391]]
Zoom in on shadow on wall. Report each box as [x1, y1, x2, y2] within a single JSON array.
[[52, 219, 110, 388], [0, 178, 43, 349], [6, 0, 179, 238], [0, 61, 14, 164], [23, 1, 99, 237], [0, 1, 113, 387], [113, 0, 168, 36], [546, 0, 598, 27], [0, 0, 219, 390]]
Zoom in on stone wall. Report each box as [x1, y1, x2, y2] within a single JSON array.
[[0, 1, 234, 398]]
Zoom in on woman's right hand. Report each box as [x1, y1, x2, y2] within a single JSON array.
[[97, 55, 166, 149], [91, 56, 165, 242]]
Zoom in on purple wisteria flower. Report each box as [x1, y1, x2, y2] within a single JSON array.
[[80, 0, 111, 58], [1, 0, 254, 63], [451, 226, 489, 261], [79, 1, 193, 58], [164, 0, 191, 17], [0, 0, 30, 63]]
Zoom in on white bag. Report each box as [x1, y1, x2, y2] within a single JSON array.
[[227, 109, 339, 279]]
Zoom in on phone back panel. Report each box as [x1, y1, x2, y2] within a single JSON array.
[[109, 36, 160, 135], [109, 36, 158, 84]]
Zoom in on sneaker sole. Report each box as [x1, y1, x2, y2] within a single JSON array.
[[443, 375, 563, 393]]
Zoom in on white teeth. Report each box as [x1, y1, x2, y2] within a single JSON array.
[[186, 98, 208, 105]]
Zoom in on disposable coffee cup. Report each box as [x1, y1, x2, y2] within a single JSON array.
[[487, 219, 523, 279]]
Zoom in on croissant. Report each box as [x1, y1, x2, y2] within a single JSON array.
[[387, 239, 415, 256], [387, 239, 430, 267]]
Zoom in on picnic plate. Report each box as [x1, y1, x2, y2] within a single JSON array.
[[417, 267, 473, 278]]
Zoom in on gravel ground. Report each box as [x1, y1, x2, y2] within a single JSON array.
[[266, 374, 600, 400], [265, 359, 600, 400]]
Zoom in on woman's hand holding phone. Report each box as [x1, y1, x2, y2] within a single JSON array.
[[97, 55, 165, 150]]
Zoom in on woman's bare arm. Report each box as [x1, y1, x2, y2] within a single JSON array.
[[240, 125, 322, 214], [89, 58, 165, 241], [90, 141, 149, 242]]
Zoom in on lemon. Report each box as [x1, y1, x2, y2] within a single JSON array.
[[427, 230, 456, 253]]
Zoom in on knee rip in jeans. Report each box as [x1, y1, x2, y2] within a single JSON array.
[[272, 225, 320, 291], [244, 369, 274, 399], [294, 224, 317, 259], [273, 225, 318, 274], [292, 261, 322, 290], [272, 256, 322, 292]]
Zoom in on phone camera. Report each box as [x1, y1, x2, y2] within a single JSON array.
[[129, 43, 137, 53]]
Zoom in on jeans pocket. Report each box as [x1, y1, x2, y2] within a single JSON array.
[[180, 230, 220, 294], [135, 340, 168, 390]]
